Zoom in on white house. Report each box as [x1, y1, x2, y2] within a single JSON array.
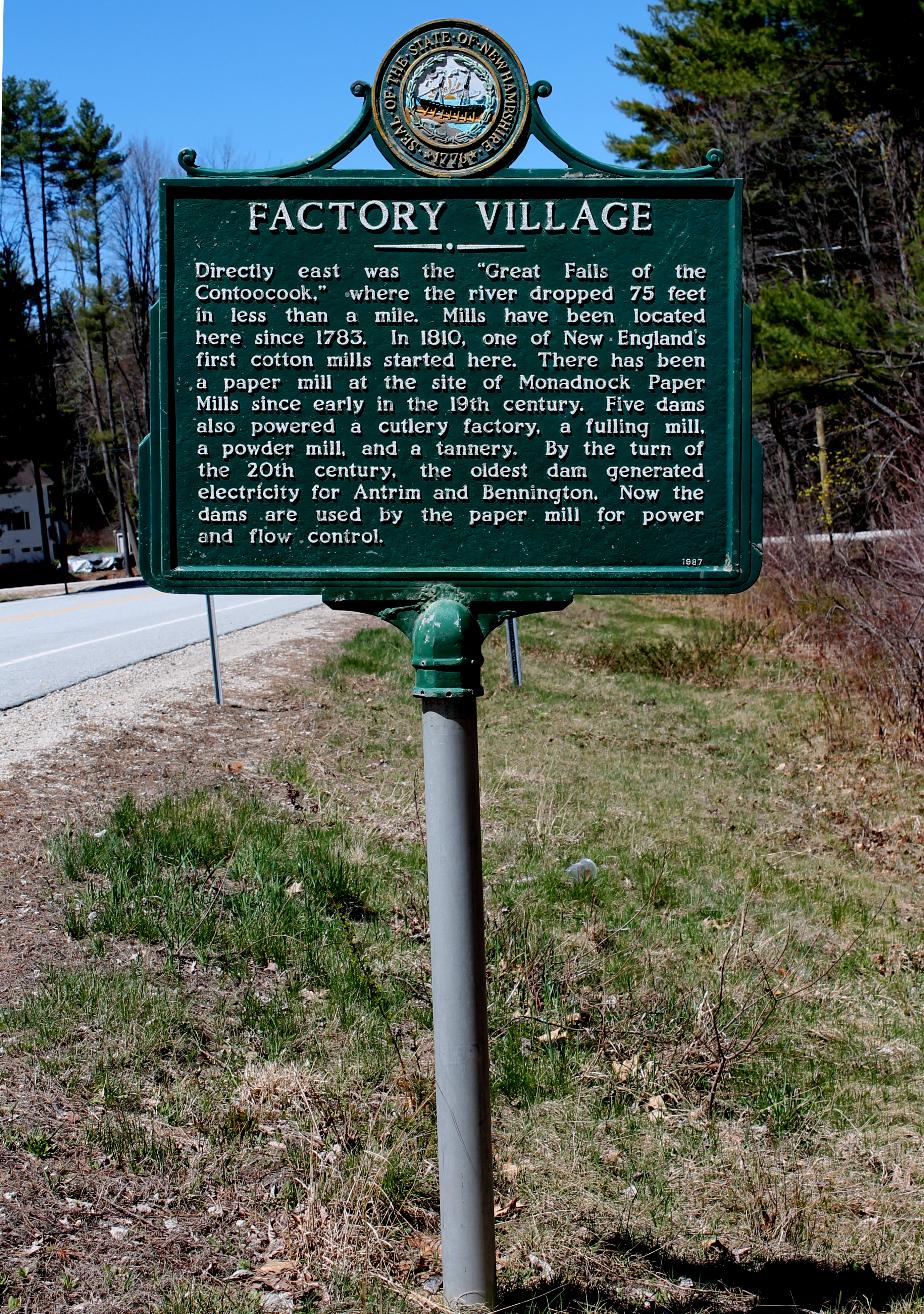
[[0, 462, 53, 567]]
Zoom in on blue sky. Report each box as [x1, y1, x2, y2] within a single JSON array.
[[3, 2, 656, 172]]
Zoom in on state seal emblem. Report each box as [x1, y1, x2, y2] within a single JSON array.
[[372, 21, 530, 177]]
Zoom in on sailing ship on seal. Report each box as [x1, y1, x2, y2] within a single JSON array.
[[407, 54, 497, 145]]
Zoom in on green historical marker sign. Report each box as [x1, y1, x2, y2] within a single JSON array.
[[140, 21, 761, 604], [139, 23, 763, 1311]]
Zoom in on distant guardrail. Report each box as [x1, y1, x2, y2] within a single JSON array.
[[764, 529, 918, 545]]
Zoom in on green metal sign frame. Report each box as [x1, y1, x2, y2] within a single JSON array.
[[140, 61, 762, 615]]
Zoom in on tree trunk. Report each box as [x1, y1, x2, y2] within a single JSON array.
[[815, 405, 834, 536], [16, 159, 47, 355]]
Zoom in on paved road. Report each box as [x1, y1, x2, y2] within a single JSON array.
[[0, 583, 321, 708]]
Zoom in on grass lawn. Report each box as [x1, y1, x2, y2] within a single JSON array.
[[3, 593, 924, 1312]]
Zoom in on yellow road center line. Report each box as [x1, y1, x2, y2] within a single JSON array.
[[0, 596, 127, 624]]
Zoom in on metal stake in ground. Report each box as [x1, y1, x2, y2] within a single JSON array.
[[422, 692, 496, 1308], [205, 595, 223, 706], [505, 616, 523, 688]]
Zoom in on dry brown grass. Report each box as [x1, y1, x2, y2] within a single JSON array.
[[3, 597, 924, 1313]]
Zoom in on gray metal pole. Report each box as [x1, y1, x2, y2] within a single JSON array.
[[205, 595, 224, 706], [505, 616, 523, 688], [421, 696, 496, 1309]]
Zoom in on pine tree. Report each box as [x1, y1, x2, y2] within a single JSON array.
[[611, 0, 924, 528], [63, 99, 125, 442], [2, 77, 70, 370], [1, 78, 71, 568]]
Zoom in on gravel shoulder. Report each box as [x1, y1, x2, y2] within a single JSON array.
[[0, 603, 358, 776]]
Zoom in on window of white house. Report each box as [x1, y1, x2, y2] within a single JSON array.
[[0, 510, 31, 531]]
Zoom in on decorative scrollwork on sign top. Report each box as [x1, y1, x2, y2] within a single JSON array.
[[529, 81, 724, 178], [175, 38, 725, 180], [177, 83, 375, 178]]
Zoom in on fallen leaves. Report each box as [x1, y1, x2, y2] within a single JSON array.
[[645, 1094, 667, 1121], [253, 1258, 300, 1289], [395, 1230, 441, 1284], [537, 1026, 567, 1044], [229, 1253, 327, 1310], [873, 944, 924, 974]]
